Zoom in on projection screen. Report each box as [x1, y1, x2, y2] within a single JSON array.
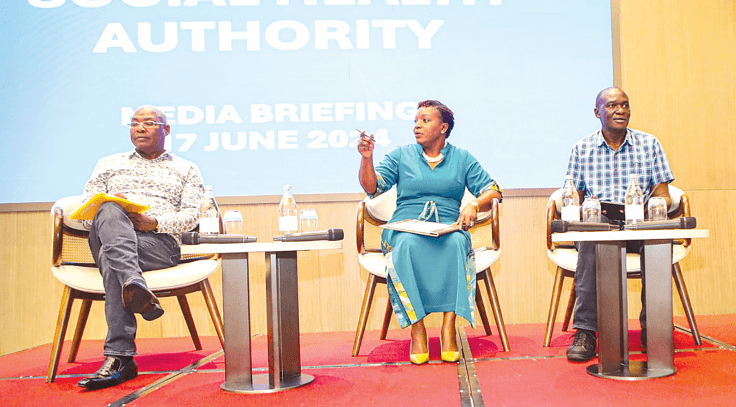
[[0, 0, 613, 203]]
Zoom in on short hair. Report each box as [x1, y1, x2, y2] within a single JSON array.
[[595, 87, 628, 109], [133, 105, 167, 126], [418, 100, 455, 138]]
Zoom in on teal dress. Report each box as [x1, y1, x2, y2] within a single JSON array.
[[372, 143, 502, 328]]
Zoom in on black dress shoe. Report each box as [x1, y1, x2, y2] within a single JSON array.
[[78, 356, 138, 390], [567, 329, 597, 362], [122, 279, 164, 321]]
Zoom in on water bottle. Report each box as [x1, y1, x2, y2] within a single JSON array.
[[561, 175, 580, 222], [199, 185, 221, 234], [625, 173, 644, 225], [278, 185, 298, 234]]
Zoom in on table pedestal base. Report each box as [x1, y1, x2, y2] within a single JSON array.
[[221, 374, 315, 393], [586, 361, 676, 381]]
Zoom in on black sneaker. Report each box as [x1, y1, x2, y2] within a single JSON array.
[[567, 329, 597, 362]]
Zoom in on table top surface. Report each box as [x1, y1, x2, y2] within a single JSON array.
[[181, 240, 343, 255], [551, 228, 709, 243]]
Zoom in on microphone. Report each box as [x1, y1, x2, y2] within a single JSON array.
[[181, 232, 257, 245], [273, 228, 344, 242], [551, 220, 618, 233], [623, 217, 696, 230]]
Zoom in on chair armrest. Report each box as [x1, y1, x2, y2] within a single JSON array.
[[546, 197, 558, 251], [668, 193, 692, 247], [356, 201, 366, 253], [469, 197, 500, 251], [491, 198, 500, 250], [669, 193, 691, 218], [356, 198, 391, 254], [362, 206, 388, 254], [52, 206, 64, 266]]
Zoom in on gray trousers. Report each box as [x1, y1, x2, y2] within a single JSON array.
[[572, 217, 646, 332], [88, 202, 180, 357]]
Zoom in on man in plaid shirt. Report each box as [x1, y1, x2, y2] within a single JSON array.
[[564, 87, 675, 362]]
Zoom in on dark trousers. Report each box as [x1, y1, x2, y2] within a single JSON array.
[[88, 202, 180, 356], [572, 218, 646, 333]]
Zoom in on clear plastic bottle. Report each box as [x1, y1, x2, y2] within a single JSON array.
[[199, 185, 221, 234], [561, 175, 580, 222], [582, 196, 601, 223], [278, 185, 298, 234], [625, 173, 645, 225]]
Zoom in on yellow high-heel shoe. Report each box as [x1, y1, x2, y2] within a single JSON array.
[[409, 336, 429, 365], [440, 337, 461, 363]]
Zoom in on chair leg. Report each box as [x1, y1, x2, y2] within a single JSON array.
[[177, 295, 202, 350], [67, 299, 93, 363], [379, 298, 392, 340], [200, 279, 225, 349], [479, 268, 509, 352], [672, 262, 702, 345], [352, 273, 379, 356], [47, 286, 75, 383], [475, 282, 493, 336], [562, 284, 576, 332], [544, 267, 566, 347]]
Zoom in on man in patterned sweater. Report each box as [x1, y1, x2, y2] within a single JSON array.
[[77, 106, 205, 390]]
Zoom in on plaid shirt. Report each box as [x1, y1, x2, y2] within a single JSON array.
[[565, 128, 674, 203], [82, 151, 204, 243]]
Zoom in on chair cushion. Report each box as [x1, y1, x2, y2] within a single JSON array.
[[358, 249, 501, 279], [52, 258, 221, 294], [364, 187, 397, 222], [54, 195, 87, 231], [475, 249, 501, 271], [358, 253, 388, 278], [667, 184, 683, 213], [547, 244, 691, 273]]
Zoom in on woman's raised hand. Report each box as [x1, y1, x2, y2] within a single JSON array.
[[357, 131, 375, 158]]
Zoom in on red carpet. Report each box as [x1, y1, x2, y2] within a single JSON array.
[[474, 351, 736, 407], [132, 364, 461, 407], [1, 315, 734, 407]]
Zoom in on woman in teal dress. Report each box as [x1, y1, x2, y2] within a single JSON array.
[[357, 100, 502, 364]]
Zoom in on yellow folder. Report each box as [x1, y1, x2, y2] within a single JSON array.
[[70, 193, 150, 221]]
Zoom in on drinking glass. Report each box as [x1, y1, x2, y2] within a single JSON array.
[[223, 210, 244, 234], [299, 208, 319, 233], [648, 197, 668, 221]]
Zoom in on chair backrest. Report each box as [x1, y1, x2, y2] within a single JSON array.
[[358, 187, 397, 254], [364, 186, 398, 223], [357, 187, 498, 254], [52, 196, 96, 266], [549, 184, 685, 215], [546, 184, 691, 250], [52, 195, 216, 267]]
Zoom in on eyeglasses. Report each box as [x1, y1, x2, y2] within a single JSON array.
[[128, 121, 165, 128]]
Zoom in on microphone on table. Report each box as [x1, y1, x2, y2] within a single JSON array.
[[550, 220, 619, 233], [623, 217, 697, 230], [273, 228, 344, 242], [181, 232, 257, 245]]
